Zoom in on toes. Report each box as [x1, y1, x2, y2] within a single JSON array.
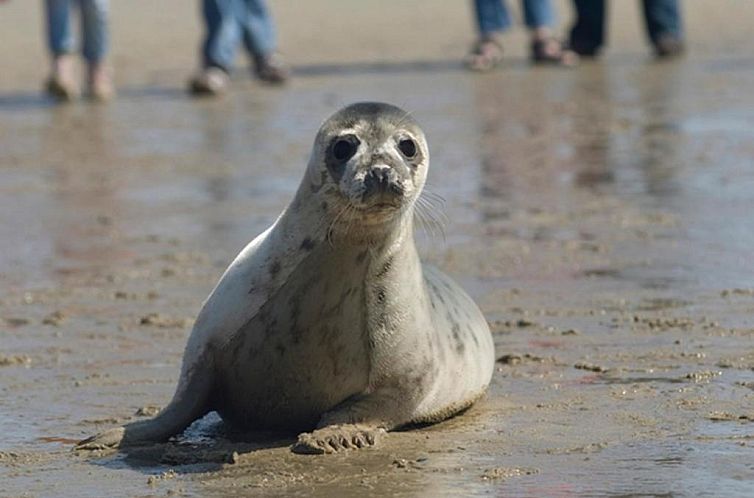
[[292, 433, 327, 455], [353, 433, 367, 448], [327, 437, 343, 452], [365, 430, 377, 445]]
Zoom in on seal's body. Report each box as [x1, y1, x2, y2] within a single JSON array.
[[79, 103, 495, 453]]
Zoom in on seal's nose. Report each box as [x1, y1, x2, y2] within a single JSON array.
[[371, 165, 390, 191], [364, 164, 393, 194]]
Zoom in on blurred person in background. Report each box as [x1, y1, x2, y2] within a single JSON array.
[[189, 0, 289, 96], [39, 0, 114, 101], [466, 0, 578, 71], [569, 0, 684, 58]]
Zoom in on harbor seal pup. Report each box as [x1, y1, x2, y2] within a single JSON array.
[[78, 102, 495, 454]]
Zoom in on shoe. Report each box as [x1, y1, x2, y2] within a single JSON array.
[[188, 66, 230, 96], [253, 54, 289, 84], [87, 63, 115, 102], [653, 35, 685, 58], [45, 54, 77, 101]]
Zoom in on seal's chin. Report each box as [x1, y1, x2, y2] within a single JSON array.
[[334, 194, 406, 229]]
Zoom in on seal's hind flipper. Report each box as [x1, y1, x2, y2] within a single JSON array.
[[76, 360, 214, 450]]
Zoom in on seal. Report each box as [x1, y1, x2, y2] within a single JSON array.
[[77, 102, 495, 454]]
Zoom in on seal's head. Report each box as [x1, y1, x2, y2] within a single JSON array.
[[307, 102, 429, 228]]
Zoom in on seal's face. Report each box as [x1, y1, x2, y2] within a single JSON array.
[[310, 103, 429, 225]]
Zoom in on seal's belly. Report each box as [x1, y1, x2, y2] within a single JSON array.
[[214, 262, 370, 431]]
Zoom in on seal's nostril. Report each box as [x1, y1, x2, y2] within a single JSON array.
[[366, 166, 393, 193], [377, 169, 389, 188]]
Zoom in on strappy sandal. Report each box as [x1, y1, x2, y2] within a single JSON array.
[[465, 37, 504, 72], [530, 38, 579, 67]]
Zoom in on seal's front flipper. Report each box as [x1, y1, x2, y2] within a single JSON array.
[[292, 424, 386, 454], [76, 361, 214, 451], [291, 389, 414, 454]]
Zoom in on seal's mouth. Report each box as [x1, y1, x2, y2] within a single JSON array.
[[350, 196, 403, 213], [359, 188, 405, 211], [342, 190, 406, 222], [336, 163, 411, 216], [359, 165, 405, 207]]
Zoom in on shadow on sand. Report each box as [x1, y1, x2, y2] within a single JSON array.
[[291, 58, 464, 78], [0, 85, 187, 112], [87, 432, 296, 475], [81, 414, 296, 475]]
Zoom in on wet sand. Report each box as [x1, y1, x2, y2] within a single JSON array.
[[1, 1, 753, 496]]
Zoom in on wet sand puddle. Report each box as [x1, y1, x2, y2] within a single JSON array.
[[2, 26, 754, 498]]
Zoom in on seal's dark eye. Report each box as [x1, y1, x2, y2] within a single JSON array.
[[398, 138, 417, 159], [331, 136, 359, 162]]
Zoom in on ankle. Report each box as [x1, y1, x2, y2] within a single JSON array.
[[51, 54, 74, 75], [88, 62, 111, 81], [531, 27, 552, 43], [480, 32, 502, 44]]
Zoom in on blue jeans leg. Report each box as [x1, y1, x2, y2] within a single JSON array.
[[202, 0, 242, 71], [642, 0, 682, 43], [473, 0, 512, 36], [238, 0, 276, 59], [80, 0, 109, 63], [521, 0, 556, 29], [569, 0, 606, 54], [45, 0, 75, 56]]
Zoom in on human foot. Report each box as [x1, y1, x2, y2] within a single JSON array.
[[87, 62, 115, 101], [253, 53, 289, 84], [188, 66, 230, 96], [530, 37, 579, 67], [465, 36, 504, 72], [45, 54, 77, 101], [653, 34, 685, 58]]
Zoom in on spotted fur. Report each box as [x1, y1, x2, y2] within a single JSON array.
[[77, 103, 495, 453]]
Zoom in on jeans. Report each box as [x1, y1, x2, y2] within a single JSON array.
[[473, 0, 556, 35], [45, 0, 109, 63], [202, 0, 277, 71], [570, 0, 683, 53]]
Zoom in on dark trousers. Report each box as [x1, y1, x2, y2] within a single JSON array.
[[569, 0, 682, 54]]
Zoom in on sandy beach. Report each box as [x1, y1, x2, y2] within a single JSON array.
[[1, 1, 753, 496]]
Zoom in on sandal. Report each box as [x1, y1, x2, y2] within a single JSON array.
[[530, 38, 579, 67], [465, 37, 504, 72]]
